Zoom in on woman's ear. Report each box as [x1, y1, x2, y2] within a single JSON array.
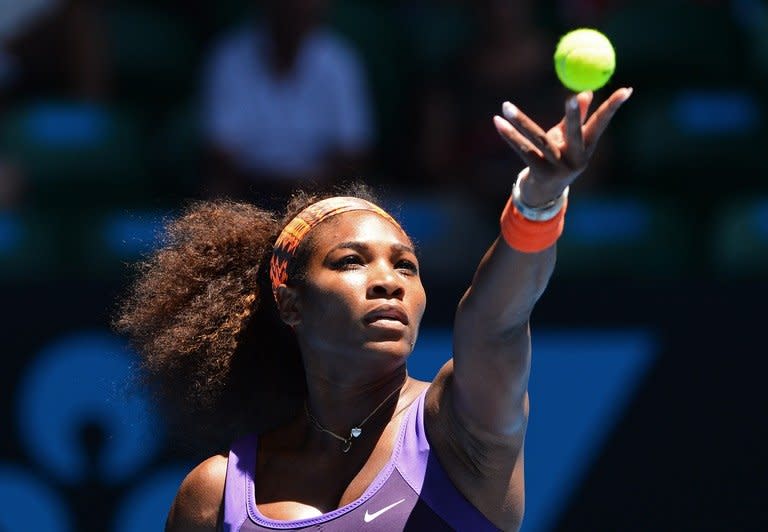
[[276, 284, 302, 327]]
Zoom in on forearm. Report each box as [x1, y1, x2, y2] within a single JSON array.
[[448, 190, 560, 436], [457, 237, 556, 337], [446, 236, 549, 437]]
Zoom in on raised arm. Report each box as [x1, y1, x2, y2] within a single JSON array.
[[425, 87, 632, 528]]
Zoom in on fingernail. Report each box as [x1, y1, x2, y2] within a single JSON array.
[[621, 87, 634, 102], [502, 101, 517, 120], [568, 97, 579, 110]]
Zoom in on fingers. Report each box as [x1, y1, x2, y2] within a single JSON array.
[[583, 87, 633, 157], [551, 91, 592, 144], [502, 102, 562, 165], [564, 95, 584, 164], [577, 91, 594, 124], [493, 115, 542, 167], [495, 88, 632, 176]]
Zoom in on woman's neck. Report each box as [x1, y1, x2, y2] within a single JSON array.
[[302, 367, 409, 446]]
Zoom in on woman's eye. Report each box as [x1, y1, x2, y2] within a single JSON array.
[[334, 255, 363, 269], [397, 260, 418, 275]]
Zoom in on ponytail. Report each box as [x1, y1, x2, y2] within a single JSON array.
[[114, 200, 303, 451]]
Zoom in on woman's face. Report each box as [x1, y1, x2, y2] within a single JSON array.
[[291, 211, 426, 365]]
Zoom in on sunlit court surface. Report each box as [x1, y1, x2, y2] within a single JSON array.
[[2, 1, 767, 531]]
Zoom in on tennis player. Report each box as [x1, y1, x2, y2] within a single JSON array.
[[116, 87, 631, 531]]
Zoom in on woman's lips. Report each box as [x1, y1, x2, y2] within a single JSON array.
[[363, 305, 409, 325]]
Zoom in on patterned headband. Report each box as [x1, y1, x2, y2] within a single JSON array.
[[269, 196, 400, 298]]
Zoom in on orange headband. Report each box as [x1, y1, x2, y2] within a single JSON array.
[[269, 196, 399, 297]]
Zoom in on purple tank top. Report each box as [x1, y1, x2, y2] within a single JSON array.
[[222, 389, 499, 531]]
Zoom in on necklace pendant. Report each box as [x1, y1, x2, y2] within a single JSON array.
[[342, 439, 352, 453], [350, 427, 362, 438]]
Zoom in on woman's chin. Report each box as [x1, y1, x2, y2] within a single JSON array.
[[361, 338, 414, 360]]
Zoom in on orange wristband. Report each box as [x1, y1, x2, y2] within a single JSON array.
[[500, 195, 568, 253]]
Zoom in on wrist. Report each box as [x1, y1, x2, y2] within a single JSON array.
[[516, 167, 568, 207], [499, 192, 568, 253], [512, 169, 568, 223]]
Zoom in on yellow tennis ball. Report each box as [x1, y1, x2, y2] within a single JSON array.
[[554, 28, 615, 92]]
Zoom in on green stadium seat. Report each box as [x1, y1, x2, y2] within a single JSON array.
[[0, 211, 60, 280], [711, 196, 768, 276], [602, 1, 744, 87], [732, 0, 768, 88], [150, 101, 203, 199], [393, 1, 474, 76], [329, 1, 413, 161], [211, 0, 256, 32], [0, 101, 149, 210], [106, 5, 199, 110], [72, 208, 170, 280], [615, 88, 767, 198], [555, 195, 691, 278]]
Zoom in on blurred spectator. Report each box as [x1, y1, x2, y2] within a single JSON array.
[[201, 0, 373, 207], [0, 0, 109, 103], [0, 0, 109, 210], [414, 0, 563, 211]]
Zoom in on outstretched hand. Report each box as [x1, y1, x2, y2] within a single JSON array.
[[493, 87, 633, 207]]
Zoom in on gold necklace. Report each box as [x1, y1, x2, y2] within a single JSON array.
[[304, 385, 403, 453]]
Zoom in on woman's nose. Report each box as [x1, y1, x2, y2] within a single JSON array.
[[366, 263, 404, 299]]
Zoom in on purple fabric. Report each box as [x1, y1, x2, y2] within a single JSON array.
[[223, 389, 499, 531]]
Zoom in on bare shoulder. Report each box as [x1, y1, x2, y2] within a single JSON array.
[[166, 454, 228, 532], [425, 361, 526, 531]]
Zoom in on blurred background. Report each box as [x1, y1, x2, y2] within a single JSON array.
[[1, 0, 766, 530]]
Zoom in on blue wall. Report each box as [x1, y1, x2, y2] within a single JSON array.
[[3, 326, 655, 531]]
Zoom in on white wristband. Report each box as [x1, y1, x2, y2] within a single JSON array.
[[511, 169, 569, 222]]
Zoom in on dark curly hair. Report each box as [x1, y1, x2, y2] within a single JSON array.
[[113, 184, 384, 452]]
